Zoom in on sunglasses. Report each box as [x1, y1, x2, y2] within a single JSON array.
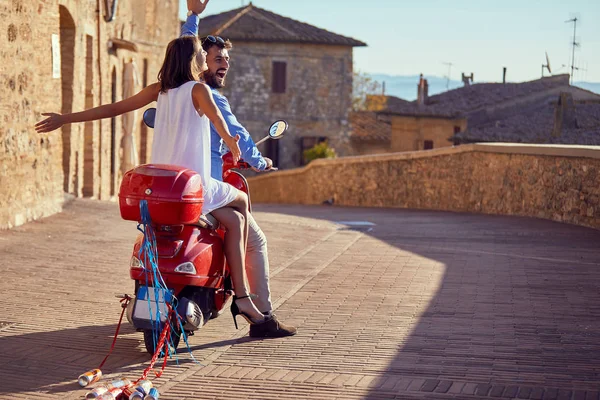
[[202, 35, 226, 46]]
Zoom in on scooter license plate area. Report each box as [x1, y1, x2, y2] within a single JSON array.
[[133, 286, 174, 323]]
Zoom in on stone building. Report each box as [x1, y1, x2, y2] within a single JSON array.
[[196, 3, 366, 168], [349, 74, 600, 154], [0, 0, 179, 229]]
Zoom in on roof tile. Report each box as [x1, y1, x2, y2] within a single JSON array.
[[197, 4, 366, 47]]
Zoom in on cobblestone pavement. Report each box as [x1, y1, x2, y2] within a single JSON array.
[[0, 199, 599, 400]]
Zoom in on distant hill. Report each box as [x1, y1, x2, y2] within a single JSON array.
[[576, 82, 600, 95], [368, 73, 600, 101]]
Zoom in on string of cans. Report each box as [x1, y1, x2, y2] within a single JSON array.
[[78, 371, 159, 399], [76, 201, 195, 399]]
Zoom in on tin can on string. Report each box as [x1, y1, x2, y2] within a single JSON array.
[[97, 387, 123, 400], [129, 391, 145, 400], [85, 377, 131, 399], [85, 385, 109, 399], [144, 388, 160, 400], [130, 379, 153, 397], [109, 377, 132, 389], [78, 369, 102, 387]]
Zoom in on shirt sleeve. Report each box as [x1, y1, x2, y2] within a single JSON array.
[[213, 94, 267, 171], [180, 14, 199, 37]]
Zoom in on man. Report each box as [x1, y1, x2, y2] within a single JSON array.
[[181, 0, 296, 338]]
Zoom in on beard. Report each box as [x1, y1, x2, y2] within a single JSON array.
[[203, 69, 226, 89]]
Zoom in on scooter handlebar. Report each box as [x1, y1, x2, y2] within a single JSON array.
[[222, 152, 278, 172]]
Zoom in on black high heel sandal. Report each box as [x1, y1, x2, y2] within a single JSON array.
[[231, 295, 265, 329]]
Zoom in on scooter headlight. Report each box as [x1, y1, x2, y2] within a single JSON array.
[[174, 262, 197, 274], [130, 256, 144, 269]]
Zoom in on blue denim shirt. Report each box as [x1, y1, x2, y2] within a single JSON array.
[[181, 15, 267, 181]]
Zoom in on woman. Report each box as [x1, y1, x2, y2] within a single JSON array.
[[35, 36, 267, 327]]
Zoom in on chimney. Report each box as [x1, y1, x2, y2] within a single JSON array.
[[382, 81, 386, 95], [503, 67, 507, 84], [461, 72, 474, 86], [416, 74, 429, 106], [552, 92, 578, 137]]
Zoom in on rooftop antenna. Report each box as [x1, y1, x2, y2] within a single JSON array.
[[442, 61, 454, 90], [565, 17, 580, 85], [541, 51, 552, 77]]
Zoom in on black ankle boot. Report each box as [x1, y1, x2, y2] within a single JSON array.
[[249, 314, 297, 338]]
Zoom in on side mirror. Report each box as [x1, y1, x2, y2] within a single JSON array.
[[256, 120, 288, 146], [143, 107, 156, 128], [268, 120, 288, 140]]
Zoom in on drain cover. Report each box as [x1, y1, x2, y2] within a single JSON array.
[[335, 221, 375, 232]]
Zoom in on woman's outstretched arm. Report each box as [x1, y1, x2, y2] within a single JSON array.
[[192, 83, 242, 162], [35, 82, 161, 133]]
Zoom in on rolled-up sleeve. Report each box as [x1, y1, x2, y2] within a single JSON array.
[[213, 94, 267, 171]]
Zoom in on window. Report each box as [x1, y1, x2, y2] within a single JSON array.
[[423, 140, 434, 150], [272, 61, 287, 93], [453, 126, 462, 146]]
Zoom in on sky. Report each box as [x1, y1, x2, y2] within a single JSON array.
[[179, 0, 600, 83]]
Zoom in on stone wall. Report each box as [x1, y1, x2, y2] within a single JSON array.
[[222, 42, 354, 169], [0, 0, 178, 229], [248, 144, 600, 230]]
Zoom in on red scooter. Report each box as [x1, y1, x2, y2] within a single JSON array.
[[118, 110, 287, 354]]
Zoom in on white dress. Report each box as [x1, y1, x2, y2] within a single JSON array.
[[151, 81, 238, 214]]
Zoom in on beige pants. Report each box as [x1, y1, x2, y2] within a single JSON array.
[[245, 212, 273, 313]]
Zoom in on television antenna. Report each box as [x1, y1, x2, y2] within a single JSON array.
[[565, 17, 580, 84], [541, 52, 552, 77], [442, 61, 454, 90]]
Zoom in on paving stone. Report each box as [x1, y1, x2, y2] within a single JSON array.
[[476, 384, 492, 397], [462, 383, 478, 396], [531, 388, 546, 400], [434, 381, 453, 394], [544, 388, 559, 400], [557, 390, 573, 400], [448, 382, 466, 394], [573, 390, 586, 400], [490, 385, 506, 397], [503, 386, 520, 398], [518, 387, 533, 399], [420, 379, 440, 392], [585, 392, 599, 400]]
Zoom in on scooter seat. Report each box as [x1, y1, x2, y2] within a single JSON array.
[[196, 213, 219, 230]]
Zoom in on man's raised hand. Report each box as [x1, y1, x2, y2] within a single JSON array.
[[187, 0, 210, 15]]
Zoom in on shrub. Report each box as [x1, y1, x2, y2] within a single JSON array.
[[303, 141, 336, 164]]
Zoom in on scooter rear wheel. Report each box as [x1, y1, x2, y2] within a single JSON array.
[[143, 324, 181, 356]]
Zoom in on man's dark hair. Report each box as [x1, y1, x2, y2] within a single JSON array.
[[158, 36, 202, 93], [201, 35, 233, 52]]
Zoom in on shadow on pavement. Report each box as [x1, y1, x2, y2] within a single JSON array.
[[0, 323, 145, 395], [0, 317, 265, 396], [258, 204, 600, 398]]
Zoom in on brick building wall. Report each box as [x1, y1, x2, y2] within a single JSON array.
[[220, 42, 354, 169], [390, 116, 467, 151], [248, 144, 600, 230], [0, 0, 178, 229]]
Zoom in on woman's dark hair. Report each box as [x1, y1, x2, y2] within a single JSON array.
[[157, 36, 202, 93]]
